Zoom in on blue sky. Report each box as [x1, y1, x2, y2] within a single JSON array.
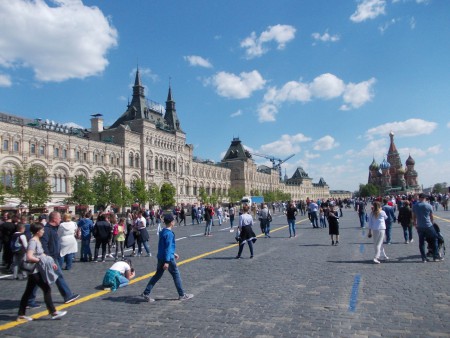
[[0, 0, 449, 192]]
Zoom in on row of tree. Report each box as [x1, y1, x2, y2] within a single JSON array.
[[0, 163, 294, 213]]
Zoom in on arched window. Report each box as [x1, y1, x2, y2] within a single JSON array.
[[155, 158, 159, 170], [30, 144, 36, 154], [129, 153, 134, 167], [3, 140, 9, 151], [164, 159, 167, 171], [13, 141, 19, 152], [2, 170, 13, 189], [135, 154, 140, 168]]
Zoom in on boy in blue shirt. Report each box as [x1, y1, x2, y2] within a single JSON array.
[[141, 214, 194, 302]]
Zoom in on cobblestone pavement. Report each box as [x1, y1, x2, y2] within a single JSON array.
[[1, 209, 450, 337]]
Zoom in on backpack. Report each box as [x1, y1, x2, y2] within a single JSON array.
[[10, 233, 24, 253]]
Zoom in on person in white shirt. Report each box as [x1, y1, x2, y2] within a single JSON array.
[[102, 259, 135, 291], [367, 201, 389, 264]]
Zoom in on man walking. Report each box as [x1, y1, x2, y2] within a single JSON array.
[[28, 211, 80, 306], [309, 200, 319, 228], [382, 198, 396, 244], [413, 193, 443, 262], [356, 199, 366, 228], [141, 214, 193, 302]]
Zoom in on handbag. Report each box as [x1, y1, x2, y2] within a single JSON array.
[[268, 214, 273, 222], [20, 259, 36, 273]]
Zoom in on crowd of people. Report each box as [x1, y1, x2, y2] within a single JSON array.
[[0, 191, 447, 323]]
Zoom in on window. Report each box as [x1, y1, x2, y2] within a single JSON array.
[[100, 156, 104, 164], [155, 158, 158, 170], [30, 144, 36, 154], [117, 158, 120, 166], [2, 170, 13, 189], [83, 152, 87, 162], [13, 141, 19, 152], [62, 149, 67, 159], [129, 153, 133, 167], [54, 148, 59, 158], [135, 155, 139, 168], [52, 174, 67, 193], [3, 140, 9, 151], [76, 151, 80, 161], [110, 156, 114, 165], [94, 154, 98, 163], [39, 145, 45, 155]]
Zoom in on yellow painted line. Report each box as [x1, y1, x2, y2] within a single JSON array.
[[434, 215, 450, 223], [0, 220, 309, 332]]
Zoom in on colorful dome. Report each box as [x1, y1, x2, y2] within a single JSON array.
[[380, 158, 391, 170], [369, 158, 379, 171], [406, 154, 415, 166]]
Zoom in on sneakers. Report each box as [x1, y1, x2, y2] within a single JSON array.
[[51, 310, 67, 320], [64, 294, 80, 304], [146, 253, 152, 257], [331, 240, 334, 246], [410, 239, 414, 243], [103, 287, 111, 291], [178, 293, 194, 301], [141, 293, 155, 302], [335, 241, 339, 245], [26, 303, 41, 309], [434, 257, 444, 262], [17, 315, 33, 321], [373, 258, 381, 264], [422, 258, 430, 263]]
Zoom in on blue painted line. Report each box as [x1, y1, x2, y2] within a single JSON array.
[[348, 274, 361, 312], [359, 244, 365, 253]]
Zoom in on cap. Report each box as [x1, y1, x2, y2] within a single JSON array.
[[163, 214, 174, 224], [39, 214, 48, 221]]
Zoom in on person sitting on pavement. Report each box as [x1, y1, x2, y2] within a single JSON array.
[[102, 259, 135, 291]]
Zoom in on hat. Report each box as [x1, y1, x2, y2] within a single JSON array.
[[39, 214, 48, 221], [163, 214, 174, 224]]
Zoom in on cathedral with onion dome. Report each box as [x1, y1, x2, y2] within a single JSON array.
[[368, 132, 420, 194]]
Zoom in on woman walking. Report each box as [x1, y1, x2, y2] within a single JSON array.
[[397, 200, 414, 244], [367, 201, 389, 264], [328, 207, 340, 245], [17, 222, 67, 321], [58, 213, 78, 270], [235, 205, 257, 259]]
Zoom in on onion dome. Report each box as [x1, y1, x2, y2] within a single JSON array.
[[406, 154, 415, 166], [369, 158, 379, 171], [380, 158, 391, 170]]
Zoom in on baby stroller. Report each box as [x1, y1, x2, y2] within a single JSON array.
[[426, 223, 445, 258]]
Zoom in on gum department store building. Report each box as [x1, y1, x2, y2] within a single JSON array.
[[0, 70, 334, 211]]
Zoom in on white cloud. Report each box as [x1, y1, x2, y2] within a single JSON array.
[[310, 73, 345, 99], [410, 17, 416, 29], [230, 110, 242, 118], [259, 133, 311, 156], [350, 0, 386, 23], [130, 67, 158, 83], [0, 0, 118, 82], [399, 145, 442, 158], [209, 70, 266, 99], [184, 55, 213, 68], [340, 78, 376, 110], [311, 30, 340, 43], [366, 118, 438, 139], [313, 135, 340, 151], [378, 18, 397, 34], [241, 24, 296, 59], [0, 73, 12, 87], [447, 122, 450, 128], [258, 73, 375, 122], [304, 151, 320, 159]]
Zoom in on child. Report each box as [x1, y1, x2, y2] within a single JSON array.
[[140, 214, 193, 302], [102, 259, 135, 291], [11, 223, 28, 280], [114, 218, 126, 260]]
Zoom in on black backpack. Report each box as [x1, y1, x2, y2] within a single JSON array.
[[10, 233, 24, 253]]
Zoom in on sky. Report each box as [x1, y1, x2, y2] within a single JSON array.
[[0, 0, 449, 192]]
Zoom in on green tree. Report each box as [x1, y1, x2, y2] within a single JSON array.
[[199, 187, 208, 204], [92, 171, 115, 211], [250, 189, 260, 196], [130, 179, 149, 209], [228, 187, 245, 203], [13, 163, 52, 210], [148, 183, 161, 208], [160, 182, 176, 209], [110, 176, 134, 211], [359, 183, 379, 198], [433, 182, 447, 194], [69, 175, 95, 206]]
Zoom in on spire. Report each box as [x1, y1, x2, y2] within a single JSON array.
[[388, 131, 398, 154], [133, 67, 145, 98], [164, 82, 180, 131]]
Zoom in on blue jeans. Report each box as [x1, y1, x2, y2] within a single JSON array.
[[204, 220, 212, 235], [417, 226, 439, 260], [358, 213, 366, 228], [29, 256, 73, 305], [218, 215, 223, 225], [310, 211, 319, 228], [62, 253, 74, 270], [402, 225, 413, 242], [138, 240, 150, 255], [229, 215, 235, 228], [288, 219, 296, 237], [143, 259, 184, 297], [117, 274, 129, 288], [80, 237, 92, 261], [385, 221, 392, 243]]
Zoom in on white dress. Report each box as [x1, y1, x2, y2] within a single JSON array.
[[58, 221, 78, 257]]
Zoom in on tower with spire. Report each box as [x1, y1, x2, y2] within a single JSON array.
[[367, 132, 420, 194]]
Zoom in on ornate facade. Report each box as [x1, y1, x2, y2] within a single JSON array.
[[368, 132, 420, 194], [0, 70, 330, 210]]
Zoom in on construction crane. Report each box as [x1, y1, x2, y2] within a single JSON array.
[[251, 153, 295, 181]]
